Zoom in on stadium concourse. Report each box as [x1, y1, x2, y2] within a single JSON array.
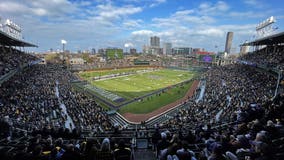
[[0, 29, 284, 160]]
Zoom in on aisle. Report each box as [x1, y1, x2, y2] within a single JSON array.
[[196, 80, 206, 103], [55, 80, 75, 130], [59, 103, 75, 129]]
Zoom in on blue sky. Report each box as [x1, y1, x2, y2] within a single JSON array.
[[0, 0, 283, 53]]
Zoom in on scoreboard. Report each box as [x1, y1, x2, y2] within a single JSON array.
[[198, 54, 216, 63]]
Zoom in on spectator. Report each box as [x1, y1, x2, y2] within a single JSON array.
[[95, 138, 113, 160], [114, 139, 132, 160]]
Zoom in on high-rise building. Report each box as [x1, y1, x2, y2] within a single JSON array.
[[163, 43, 172, 54], [98, 48, 105, 55], [148, 36, 161, 54], [91, 48, 96, 54], [225, 32, 233, 54], [150, 36, 160, 47], [130, 48, 137, 54]]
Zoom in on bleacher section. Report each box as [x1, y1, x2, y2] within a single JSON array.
[[240, 32, 284, 71], [239, 45, 284, 69], [0, 46, 39, 84]]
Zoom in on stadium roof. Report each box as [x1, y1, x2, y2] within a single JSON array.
[[241, 31, 284, 46], [0, 30, 37, 47]]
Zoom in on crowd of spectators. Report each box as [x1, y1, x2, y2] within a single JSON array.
[[0, 46, 283, 159], [146, 62, 283, 159], [161, 64, 277, 128], [0, 133, 133, 160], [1, 92, 283, 160], [151, 91, 284, 160], [0, 97, 282, 160], [59, 82, 112, 131], [0, 46, 38, 77], [0, 63, 112, 135], [239, 45, 284, 70]]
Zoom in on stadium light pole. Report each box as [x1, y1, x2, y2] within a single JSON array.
[[61, 40, 67, 68], [61, 39, 67, 53], [124, 43, 129, 54]]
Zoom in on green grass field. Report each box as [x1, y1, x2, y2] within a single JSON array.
[[78, 68, 197, 114], [118, 81, 193, 114]]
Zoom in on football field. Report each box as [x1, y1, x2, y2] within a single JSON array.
[[78, 68, 197, 114]]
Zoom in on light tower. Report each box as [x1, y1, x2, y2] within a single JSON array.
[[124, 43, 129, 54], [61, 39, 67, 53], [124, 42, 133, 54]]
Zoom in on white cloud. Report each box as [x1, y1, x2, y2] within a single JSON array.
[[243, 0, 267, 9], [196, 28, 224, 37], [198, 1, 229, 15], [0, 0, 145, 51], [27, 0, 76, 18], [97, 4, 142, 19], [173, 10, 194, 16], [32, 8, 48, 16], [132, 30, 154, 36], [152, 9, 215, 29], [229, 11, 265, 18], [81, 3, 143, 29], [0, 0, 77, 20], [243, 0, 265, 8], [216, 1, 230, 11], [123, 19, 143, 29], [150, 0, 166, 8], [0, 1, 29, 14], [78, 1, 93, 7]]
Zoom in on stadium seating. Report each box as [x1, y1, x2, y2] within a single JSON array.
[[0, 43, 283, 159], [0, 46, 38, 79], [239, 45, 284, 70], [0, 64, 113, 133]]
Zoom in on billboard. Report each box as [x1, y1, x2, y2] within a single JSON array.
[[198, 54, 216, 63], [106, 48, 123, 60]]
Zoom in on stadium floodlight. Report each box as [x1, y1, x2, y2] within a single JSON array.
[[124, 42, 133, 53], [256, 16, 276, 38], [61, 39, 67, 52], [256, 16, 276, 31], [124, 42, 133, 48], [61, 39, 67, 44]]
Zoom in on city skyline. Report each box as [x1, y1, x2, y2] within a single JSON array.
[[0, 0, 284, 53]]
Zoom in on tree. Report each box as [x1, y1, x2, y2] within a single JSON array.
[[81, 53, 94, 64]]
